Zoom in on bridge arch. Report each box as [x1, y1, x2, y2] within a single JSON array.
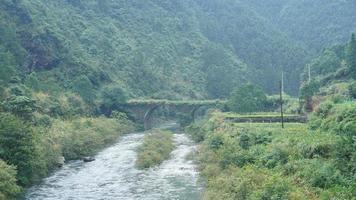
[[143, 105, 161, 130], [122, 99, 226, 130]]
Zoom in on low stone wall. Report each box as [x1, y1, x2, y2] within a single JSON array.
[[225, 115, 308, 123]]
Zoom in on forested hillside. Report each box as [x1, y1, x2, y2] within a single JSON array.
[[1, 0, 355, 103], [242, 0, 356, 53]]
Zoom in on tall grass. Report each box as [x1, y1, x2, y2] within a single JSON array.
[[39, 116, 135, 169], [136, 130, 174, 169]]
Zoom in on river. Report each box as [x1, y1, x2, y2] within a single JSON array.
[[25, 123, 201, 200]]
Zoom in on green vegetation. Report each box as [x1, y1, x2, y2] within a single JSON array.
[[0, 113, 45, 186], [46, 117, 135, 161], [2, 0, 355, 100], [227, 84, 300, 114], [0, 160, 21, 200], [136, 130, 174, 169], [0, 110, 134, 193], [187, 108, 355, 199], [228, 84, 267, 113], [299, 34, 356, 111]]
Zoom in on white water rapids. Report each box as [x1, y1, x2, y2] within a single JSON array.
[[25, 123, 201, 200]]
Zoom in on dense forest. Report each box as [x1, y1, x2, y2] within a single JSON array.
[[1, 0, 356, 101], [1, 0, 356, 199]]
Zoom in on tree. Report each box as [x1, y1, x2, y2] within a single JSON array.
[[2, 95, 36, 121], [100, 85, 128, 114], [0, 160, 21, 199], [347, 33, 356, 78], [0, 113, 46, 186], [228, 84, 267, 113], [72, 75, 96, 104]]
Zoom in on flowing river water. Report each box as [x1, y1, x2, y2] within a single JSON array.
[[25, 123, 201, 200]]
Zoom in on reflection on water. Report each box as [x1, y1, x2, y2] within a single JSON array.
[[25, 123, 201, 200]]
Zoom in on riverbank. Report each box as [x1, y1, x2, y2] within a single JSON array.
[[0, 113, 135, 199], [187, 108, 355, 199]]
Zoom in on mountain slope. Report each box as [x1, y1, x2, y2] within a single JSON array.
[[1, 0, 356, 103], [243, 0, 356, 53]]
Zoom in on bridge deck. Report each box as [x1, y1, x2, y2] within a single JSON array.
[[125, 99, 226, 106]]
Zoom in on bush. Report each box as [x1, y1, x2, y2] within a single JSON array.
[[263, 147, 289, 168], [349, 81, 356, 99], [2, 95, 36, 121], [252, 176, 291, 200], [136, 130, 174, 169], [334, 136, 356, 177], [185, 123, 206, 142], [72, 75, 96, 103], [220, 147, 254, 169], [0, 160, 21, 200], [297, 159, 344, 189], [100, 85, 127, 114], [207, 133, 225, 150]]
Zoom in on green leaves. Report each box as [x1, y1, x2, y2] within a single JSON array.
[[0, 160, 21, 200], [0, 113, 45, 186], [347, 33, 356, 78], [228, 84, 267, 113], [2, 95, 36, 121]]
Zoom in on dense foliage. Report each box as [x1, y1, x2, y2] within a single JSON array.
[[0, 113, 45, 186], [228, 84, 267, 113], [0, 160, 21, 200], [299, 34, 356, 112], [1, 0, 355, 101], [187, 109, 356, 199], [136, 129, 174, 169]]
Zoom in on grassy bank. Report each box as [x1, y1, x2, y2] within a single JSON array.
[[136, 130, 174, 169], [0, 112, 135, 199], [187, 105, 355, 199]]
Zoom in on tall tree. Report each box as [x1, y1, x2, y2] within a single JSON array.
[[347, 33, 356, 78]]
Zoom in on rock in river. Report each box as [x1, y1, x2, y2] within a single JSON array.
[[83, 157, 95, 162]]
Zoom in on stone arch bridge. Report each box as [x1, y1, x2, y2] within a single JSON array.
[[121, 99, 226, 130]]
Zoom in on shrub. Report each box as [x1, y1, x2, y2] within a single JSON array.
[[34, 114, 52, 127], [263, 147, 289, 168], [136, 130, 174, 169], [207, 134, 225, 150], [252, 176, 291, 200], [100, 85, 127, 114], [333, 136, 356, 177], [72, 75, 96, 103], [111, 111, 129, 121], [0, 160, 21, 200], [24, 72, 40, 91], [220, 147, 254, 169], [2, 95, 36, 121], [297, 159, 344, 189], [185, 123, 206, 142], [239, 133, 251, 150], [349, 81, 356, 99]]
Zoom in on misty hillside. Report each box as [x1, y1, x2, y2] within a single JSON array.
[[1, 0, 355, 102]]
